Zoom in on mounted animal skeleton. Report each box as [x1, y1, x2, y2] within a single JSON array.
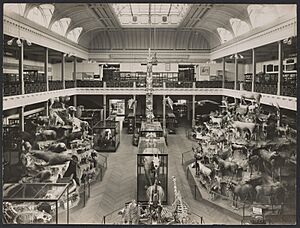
[[143, 151, 161, 188]]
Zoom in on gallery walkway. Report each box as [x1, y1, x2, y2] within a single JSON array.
[[70, 125, 240, 224]]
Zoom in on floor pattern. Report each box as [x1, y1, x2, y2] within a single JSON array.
[[70, 126, 240, 224]]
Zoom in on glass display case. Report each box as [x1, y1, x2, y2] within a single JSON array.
[[127, 112, 135, 134], [139, 121, 164, 138], [137, 154, 168, 204], [166, 113, 177, 134], [92, 120, 120, 152], [3, 183, 70, 224]]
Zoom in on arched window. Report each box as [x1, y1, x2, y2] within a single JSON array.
[[4, 3, 26, 16], [27, 7, 45, 27], [247, 5, 278, 28], [66, 27, 83, 43], [230, 18, 250, 37], [217, 28, 233, 43], [39, 4, 54, 28], [51, 18, 71, 36]]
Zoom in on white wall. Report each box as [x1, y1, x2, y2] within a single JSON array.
[[120, 62, 178, 72], [52, 61, 100, 80], [3, 56, 52, 75], [195, 62, 245, 81]]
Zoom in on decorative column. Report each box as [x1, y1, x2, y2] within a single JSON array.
[[19, 106, 24, 132], [19, 41, 24, 95], [45, 47, 49, 91], [133, 94, 137, 119], [145, 49, 155, 123], [192, 95, 195, 128], [73, 56, 77, 107], [234, 55, 238, 90], [163, 95, 166, 130], [277, 40, 283, 96], [252, 48, 256, 92], [73, 56, 77, 88], [103, 95, 107, 124], [222, 57, 226, 88], [44, 101, 49, 116], [61, 53, 66, 89]]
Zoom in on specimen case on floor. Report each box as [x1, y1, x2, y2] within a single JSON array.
[[92, 119, 120, 152], [3, 183, 71, 224]]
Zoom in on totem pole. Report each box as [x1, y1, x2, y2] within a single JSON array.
[[145, 49, 157, 123]]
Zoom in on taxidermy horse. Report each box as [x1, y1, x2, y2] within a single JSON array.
[[211, 155, 240, 178], [227, 181, 256, 209], [258, 149, 286, 181], [255, 182, 286, 204], [143, 152, 161, 187]]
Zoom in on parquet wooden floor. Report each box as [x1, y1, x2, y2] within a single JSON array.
[[70, 125, 240, 224]]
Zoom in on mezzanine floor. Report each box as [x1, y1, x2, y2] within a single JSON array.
[[69, 124, 240, 224]]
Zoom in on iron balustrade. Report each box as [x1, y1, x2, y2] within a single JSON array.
[[255, 83, 277, 95], [106, 80, 134, 87], [281, 84, 296, 97], [24, 82, 47, 94], [65, 80, 75, 88], [166, 81, 193, 88], [3, 83, 21, 96], [3, 79, 297, 98], [76, 80, 103, 88], [196, 81, 223, 88], [49, 80, 64, 91], [224, 81, 235, 89]]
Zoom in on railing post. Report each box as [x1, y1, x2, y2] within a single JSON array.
[[103, 81, 106, 88], [193, 81, 196, 89], [83, 180, 86, 207], [100, 167, 102, 181]]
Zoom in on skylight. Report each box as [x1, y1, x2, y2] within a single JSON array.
[[112, 3, 190, 27]]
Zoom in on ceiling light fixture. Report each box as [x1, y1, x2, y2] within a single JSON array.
[[229, 53, 244, 59], [283, 37, 292, 45], [7, 37, 32, 47]]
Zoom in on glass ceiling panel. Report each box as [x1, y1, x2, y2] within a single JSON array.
[[112, 3, 191, 27]]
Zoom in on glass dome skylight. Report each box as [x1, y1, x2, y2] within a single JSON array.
[[112, 3, 191, 27]]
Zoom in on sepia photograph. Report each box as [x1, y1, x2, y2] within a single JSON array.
[[2, 1, 297, 225]]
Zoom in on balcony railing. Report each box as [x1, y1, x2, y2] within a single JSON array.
[[243, 82, 279, 96], [25, 82, 47, 94], [224, 81, 234, 90], [106, 81, 133, 87], [166, 81, 193, 88], [49, 80, 64, 91], [3, 83, 21, 97], [65, 80, 75, 89], [3, 79, 297, 98], [282, 84, 296, 97], [196, 81, 222, 88], [77, 80, 103, 88]]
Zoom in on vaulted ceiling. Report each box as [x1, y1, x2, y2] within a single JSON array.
[[5, 3, 292, 51], [46, 3, 250, 50]]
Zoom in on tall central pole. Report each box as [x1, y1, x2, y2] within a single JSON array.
[[145, 4, 155, 123], [146, 49, 154, 123]]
